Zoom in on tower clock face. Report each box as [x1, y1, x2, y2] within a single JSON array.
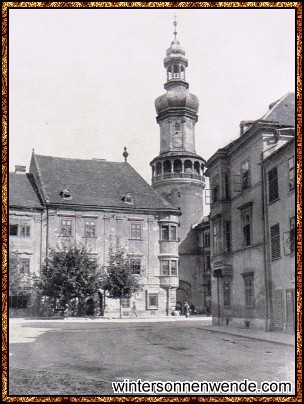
[[172, 135, 182, 148]]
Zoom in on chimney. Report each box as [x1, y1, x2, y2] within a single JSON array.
[[15, 165, 26, 174]]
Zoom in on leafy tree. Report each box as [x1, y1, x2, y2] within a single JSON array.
[[9, 244, 24, 295], [37, 243, 101, 315], [101, 238, 143, 318]]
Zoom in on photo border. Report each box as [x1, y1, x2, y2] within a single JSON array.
[[2, 2, 302, 402]]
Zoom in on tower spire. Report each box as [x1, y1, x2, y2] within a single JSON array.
[[173, 15, 177, 40]]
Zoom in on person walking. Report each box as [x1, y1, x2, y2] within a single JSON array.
[[184, 302, 190, 318]]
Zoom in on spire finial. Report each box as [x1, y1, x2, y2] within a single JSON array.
[[173, 15, 177, 39], [123, 146, 129, 162]]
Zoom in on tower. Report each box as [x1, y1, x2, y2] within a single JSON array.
[[150, 20, 206, 311]]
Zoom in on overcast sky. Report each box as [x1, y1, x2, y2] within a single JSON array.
[[9, 7, 295, 184]]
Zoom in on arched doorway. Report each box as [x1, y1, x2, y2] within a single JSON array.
[[85, 298, 95, 316], [176, 280, 191, 314]]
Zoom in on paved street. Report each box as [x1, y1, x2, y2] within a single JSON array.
[[8, 319, 295, 396]]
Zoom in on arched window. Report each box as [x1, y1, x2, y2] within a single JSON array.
[[156, 162, 162, 176], [174, 159, 182, 173], [184, 160, 192, 174], [175, 122, 181, 132], [163, 160, 172, 174], [181, 65, 185, 80], [173, 65, 179, 78], [152, 165, 155, 178], [167, 68, 172, 81], [194, 162, 200, 175]]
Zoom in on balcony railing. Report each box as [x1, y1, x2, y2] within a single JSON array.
[[152, 172, 204, 184]]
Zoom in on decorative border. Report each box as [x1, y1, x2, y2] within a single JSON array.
[[2, 2, 302, 402]]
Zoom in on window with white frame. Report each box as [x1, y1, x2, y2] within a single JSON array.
[[212, 220, 222, 255], [241, 206, 252, 247], [85, 221, 96, 237], [161, 259, 178, 276], [61, 219, 72, 236], [121, 298, 130, 308], [288, 156, 295, 191], [20, 220, 31, 237], [241, 160, 250, 190], [130, 223, 142, 240], [268, 166, 279, 203], [130, 259, 141, 275], [147, 293, 158, 309], [161, 224, 177, 241], [19, 258, 30, 275]]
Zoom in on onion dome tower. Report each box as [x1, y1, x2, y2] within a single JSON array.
[[150, 20, 206, 242]]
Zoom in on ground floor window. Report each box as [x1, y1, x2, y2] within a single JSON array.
[[9, 294, 30, 308], [147, 293, 158, 309], [223, 279, 231, 307], [242, 273, 254, 307], [121, 298, 130, 308]]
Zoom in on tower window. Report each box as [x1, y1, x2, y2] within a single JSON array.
[[156, 162, 162, 176], [194, 162, 200, 176], [175, 122, 181, 132], [173, 159, 182, 173], [163, 160, 171, 174], [184, 160, 192, 174]]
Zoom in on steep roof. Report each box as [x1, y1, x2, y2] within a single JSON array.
[[31, 154, 175, 211], [9, 173, 44, 209], [261, 92, 295, 127]]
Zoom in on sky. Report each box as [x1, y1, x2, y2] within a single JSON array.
[[8, 7, 296, 185]]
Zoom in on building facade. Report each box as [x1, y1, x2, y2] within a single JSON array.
[[150, 24, 208, 312], [9, 151, 180, 318], [205, 93, 295, 332]]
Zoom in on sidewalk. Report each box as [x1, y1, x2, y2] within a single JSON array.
[[9, 315, 296, 346]]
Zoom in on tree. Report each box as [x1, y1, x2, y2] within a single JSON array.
[[101, 238, 143, 318], [37, 243, 101, 315], [9, 245, 23, 296]]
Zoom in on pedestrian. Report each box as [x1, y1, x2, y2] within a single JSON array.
[[184, 302, 190, 318], [131, 301, 138, 318], [206, 304, 211, 317]]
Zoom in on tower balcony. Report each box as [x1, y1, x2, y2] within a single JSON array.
[[152, 172, 205, 185]]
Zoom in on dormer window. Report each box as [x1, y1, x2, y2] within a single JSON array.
[[61, 188, 72, 200], [122, 193, 133, 204]]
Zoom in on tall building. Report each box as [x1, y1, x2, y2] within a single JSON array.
[[205, 93, 295, 332], [150, 22, 207, 312], [9, 151, 180, 318]]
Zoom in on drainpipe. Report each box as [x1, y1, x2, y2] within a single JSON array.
[[46, 206, 49, 270], [260, 154, 272, 331]]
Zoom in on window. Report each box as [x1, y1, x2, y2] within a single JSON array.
[[61, 188, 72, 199], [224, 174, 230, 200], [9, 294, 29, 309], [161, 259, 178, 276], [130, 259, 141, 275], [19, 258, 30, 275], [268, 167, 279, 203], [223, 280, 231, 307], [225, 221, 231, 252], [241, 161, 250, 190], [206, 255, 211, 270], [20, 221, 31, 237], [9, 224, 18, 236], [161, 225, 177, 241], [212, 175, 219, 203], [121, 298, 130, 308], [161, 260, 170, 275], [123, 193, 133, 204], [270, 223, 281, 260], [204, 233, 210, 248], [243, 275, 254, 307], [288, 156, 295, 191], [241, 207, 252, 247], [147, 293, 158, 309], [61, 219, 72, 236], [130, 223, 142, 240], [85, 221, 96, 237], [212, 220, 222, 255]]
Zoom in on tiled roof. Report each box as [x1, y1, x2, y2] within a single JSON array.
[[261, 92, 295, 127], [9, 173, 44, 209], [31, 154, 175, 211]]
